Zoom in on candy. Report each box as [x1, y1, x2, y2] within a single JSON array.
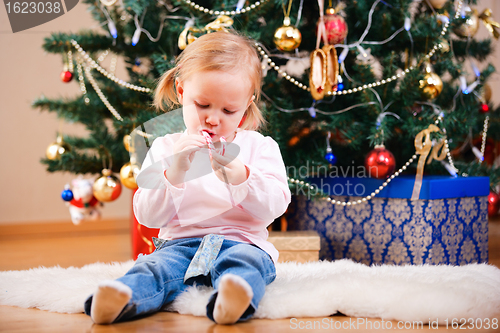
[[201, 130, 226, 157], [201, 131, 214, 158], [220, 136, 226, 156]]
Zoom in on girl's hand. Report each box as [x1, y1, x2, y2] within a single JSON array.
[[210, 150, 249, 186], [166, 134, 206, 185]]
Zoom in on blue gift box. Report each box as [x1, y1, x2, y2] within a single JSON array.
[[286, 176, 489, 265]]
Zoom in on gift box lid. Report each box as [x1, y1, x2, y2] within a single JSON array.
[[268, 231, 320, 251], [306, 176, 490, 200]]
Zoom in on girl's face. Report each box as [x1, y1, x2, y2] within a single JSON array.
[[176, 70, 255, 142]]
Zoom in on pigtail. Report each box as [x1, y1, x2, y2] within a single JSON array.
[[153, 67, 179, 112], [241, 101, 266, 131]]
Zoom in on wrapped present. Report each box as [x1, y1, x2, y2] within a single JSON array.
[[287, 176, 489, 265], [268, 231, 320, 263]]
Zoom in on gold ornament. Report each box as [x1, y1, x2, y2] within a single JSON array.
[[453, 6, 479, 38], [93, 169, 122, 202], [480, 83, 492, 103], [274, 19, 302, 52], [178, 15, 234, 50], [411, 124, 446, 200], [323, 44, 338, 94], [123, 135, 133, 152], [120, 162, 140, 190], [478, 9, 500, 39], [309, 48, 327, 100], [419, 63, 443, 100], [46, 136, 71, 160], [178, 28, 197, 50], [274, 0, 301, 52], [428, 0, 447, 9], [438, 39, 450, 53]]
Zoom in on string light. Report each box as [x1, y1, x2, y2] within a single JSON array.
[[130, 11, 193, 44], [181, 0, 269, 16], [100, 5, 117, 39], [261, 91, 378, 115]]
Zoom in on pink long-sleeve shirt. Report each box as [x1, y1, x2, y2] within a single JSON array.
[[133, 129, 291, 263]]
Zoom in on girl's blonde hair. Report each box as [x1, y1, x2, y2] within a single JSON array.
[[153, 30, 265, 131]]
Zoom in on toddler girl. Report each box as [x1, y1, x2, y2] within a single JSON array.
[[84, 30, 291, 325]]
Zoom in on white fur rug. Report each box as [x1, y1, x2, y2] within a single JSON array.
[[1, 259, 500, 323]]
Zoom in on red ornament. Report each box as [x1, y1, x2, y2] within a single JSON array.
[[365, 145, 396, 179], [60, 70, 73, 83], [488, 191, 500, 217], [479, 103, 489, 113], [319, 8, 348, 45]]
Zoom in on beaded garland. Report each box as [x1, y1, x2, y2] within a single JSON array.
[[70, 39, 151, 121], [71, 39, 151, 94], [181, 0, 268, 16], [432, 114, 458, 175], [289, 153, 417, 207], [480, 116, 490, 163], [76, 60, 90, 105], [84, 65, 124, 121], [66, 50, 74, 72]]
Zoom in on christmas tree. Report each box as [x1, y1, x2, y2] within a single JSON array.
[[35, 0, 500, 217]]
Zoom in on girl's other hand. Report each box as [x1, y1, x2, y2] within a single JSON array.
[[210, 151, 249, 186]]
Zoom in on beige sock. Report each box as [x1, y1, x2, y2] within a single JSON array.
[[213, 274, 253, 325], [90, 280, 132, 325]]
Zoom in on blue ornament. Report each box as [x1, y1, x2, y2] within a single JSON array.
[[325, 151, 337, 165], [61, 187, 74, 202]]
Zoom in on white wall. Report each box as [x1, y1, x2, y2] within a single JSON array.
[[0, 2, 131, 224], [0, 0, 499, 224]]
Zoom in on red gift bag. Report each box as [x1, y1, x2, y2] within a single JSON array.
[[130, 189, 160, 259]]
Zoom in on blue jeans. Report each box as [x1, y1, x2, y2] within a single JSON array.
[[84, 237, 276, 323]]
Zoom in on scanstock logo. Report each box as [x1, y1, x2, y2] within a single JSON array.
[[4, 0, 79, 33]]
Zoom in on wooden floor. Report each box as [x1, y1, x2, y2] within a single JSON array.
[[1, 218, 500, 332]]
